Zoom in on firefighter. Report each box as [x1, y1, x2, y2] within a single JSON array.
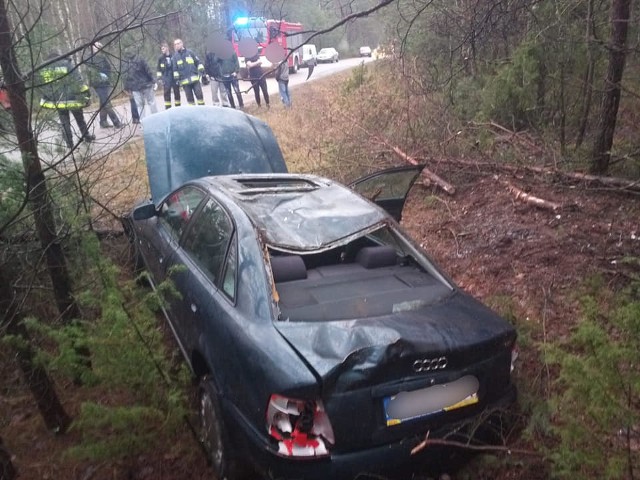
[[172, 39, 205, 106], [157, 42, 181, 109], [39, 50, 95, 149]]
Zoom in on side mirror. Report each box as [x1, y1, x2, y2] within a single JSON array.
[[132, 203, 157, 220]]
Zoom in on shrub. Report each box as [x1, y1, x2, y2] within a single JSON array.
[[547, 277, 640, 479]]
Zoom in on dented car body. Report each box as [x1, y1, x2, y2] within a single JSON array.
[[124, 107, 517, 480]]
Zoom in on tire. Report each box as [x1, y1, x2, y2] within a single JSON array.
[[293, 58, 299, 73], [199, 378, 251, 480]]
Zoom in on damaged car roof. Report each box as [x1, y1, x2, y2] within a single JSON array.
[[196, 174, 389, 250]]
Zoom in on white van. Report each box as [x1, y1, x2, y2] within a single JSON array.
[[301, 44, 317, 67]]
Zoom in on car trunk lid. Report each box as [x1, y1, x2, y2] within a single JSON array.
[[274, 291, 516, 451]]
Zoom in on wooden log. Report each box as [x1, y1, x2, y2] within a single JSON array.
[[498, 177, 562, 211], [388, 145, 457, 195]]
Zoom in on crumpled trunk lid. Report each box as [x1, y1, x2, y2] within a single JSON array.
[[274, 291, 516, 451]]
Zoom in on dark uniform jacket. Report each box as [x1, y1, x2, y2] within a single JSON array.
[[172, 48, 205, 85], [87, 53, 113, 88], [219, 52, 240, 78], [123, 54, 155, 91], [156, 53, 175, 85], [204, 52, 223, 80], [39, 57, 90, 110], [246, 54, 263, 80]]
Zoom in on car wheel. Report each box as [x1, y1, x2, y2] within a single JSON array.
[[293, 58, 299, 73], [199, 378, 251, 480]]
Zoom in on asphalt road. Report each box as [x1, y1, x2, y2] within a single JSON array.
[[3, 56, 375, 162]]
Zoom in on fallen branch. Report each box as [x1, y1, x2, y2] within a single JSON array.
[[424, 157, 640, 194], [388, 144, 456, 195], [411, 434, 541, 457], [498, 177, 563, 211], [350, 122, 456, 195], [471, 121, 545, 155]]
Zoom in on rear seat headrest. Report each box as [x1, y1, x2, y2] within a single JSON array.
[[356, 246, 397, 269], [270, 255, 307, 283]]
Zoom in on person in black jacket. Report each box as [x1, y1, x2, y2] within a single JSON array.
[[87, 42, 122, 128], [123, 52, 158, 120], [246, 52, 269, 108], [204, 50, 230, 107], [172, 38, 205, 106], [39, 50, 95, 149], [156, 42, 181, 109]]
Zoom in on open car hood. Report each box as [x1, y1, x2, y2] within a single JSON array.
[[142, 107, 288, 202]]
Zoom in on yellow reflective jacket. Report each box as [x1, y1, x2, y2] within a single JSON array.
[[172, 48, 205, 85], [39, 58, 90, 110]]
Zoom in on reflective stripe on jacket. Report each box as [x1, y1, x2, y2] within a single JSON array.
[[157, 54, 175, 83], [40, 98, 87, 109], [39, 58, 90, 110], [172, 49, 204, 85]]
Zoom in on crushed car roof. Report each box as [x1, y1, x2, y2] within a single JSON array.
[[197, 174, 389, 251], [142, 107, 288, 202]]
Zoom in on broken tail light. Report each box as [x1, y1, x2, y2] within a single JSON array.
[[266, 394, 335, 458], [503, 333, 518, 373]]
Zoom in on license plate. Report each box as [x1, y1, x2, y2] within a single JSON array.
[[384, 375, 480, 426]]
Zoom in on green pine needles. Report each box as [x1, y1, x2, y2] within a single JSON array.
[[28, 232, 191, 462], [547, 276, 640, 479]]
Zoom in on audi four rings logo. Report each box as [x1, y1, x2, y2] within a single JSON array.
[[413, 357, 448, 372]]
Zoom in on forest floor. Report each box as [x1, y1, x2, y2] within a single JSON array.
[[1, 64, 639, 480]]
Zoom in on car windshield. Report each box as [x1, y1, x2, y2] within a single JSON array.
[[318, 49, 333, 54]]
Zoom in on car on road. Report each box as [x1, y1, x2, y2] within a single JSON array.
[[359, 46, 372, 57], [317, 47, 339, 63], [124, 107, 518, 480], [301, 44, 318, 67]]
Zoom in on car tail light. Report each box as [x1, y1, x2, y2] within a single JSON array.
[[502, 334, 518, 373], [510, 342, 519, 372], [266, 394, 335, 458]]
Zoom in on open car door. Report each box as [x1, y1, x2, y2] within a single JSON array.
[[349, 165, 425, 222]]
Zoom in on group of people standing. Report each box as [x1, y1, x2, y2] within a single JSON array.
[[154, 37, 245, 110], [204, 45, 244, 109], [38, 36, 292, 150]]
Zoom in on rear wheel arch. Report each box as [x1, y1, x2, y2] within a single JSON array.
[[191, 350, 210, 379], [198, 377, 253, 480]]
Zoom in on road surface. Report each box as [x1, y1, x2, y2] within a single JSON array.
[[2, 56, 375, 162]]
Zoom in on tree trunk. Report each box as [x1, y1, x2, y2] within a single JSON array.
[[0, 0, 81, 323], [558, 58, 566, 155], [0, 268, 72, 434], [591, 0, 632, 174], [575, 0, 596, 148], [0, 436, 16, 480]]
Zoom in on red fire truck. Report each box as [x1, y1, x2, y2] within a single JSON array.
[[230, 17, 303, 79], [0, 83, 10, 110]]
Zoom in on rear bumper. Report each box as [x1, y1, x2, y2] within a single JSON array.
[[225, 384, 517, 480]]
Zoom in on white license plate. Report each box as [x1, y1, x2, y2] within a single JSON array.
[[384, 375, 480, 426]]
